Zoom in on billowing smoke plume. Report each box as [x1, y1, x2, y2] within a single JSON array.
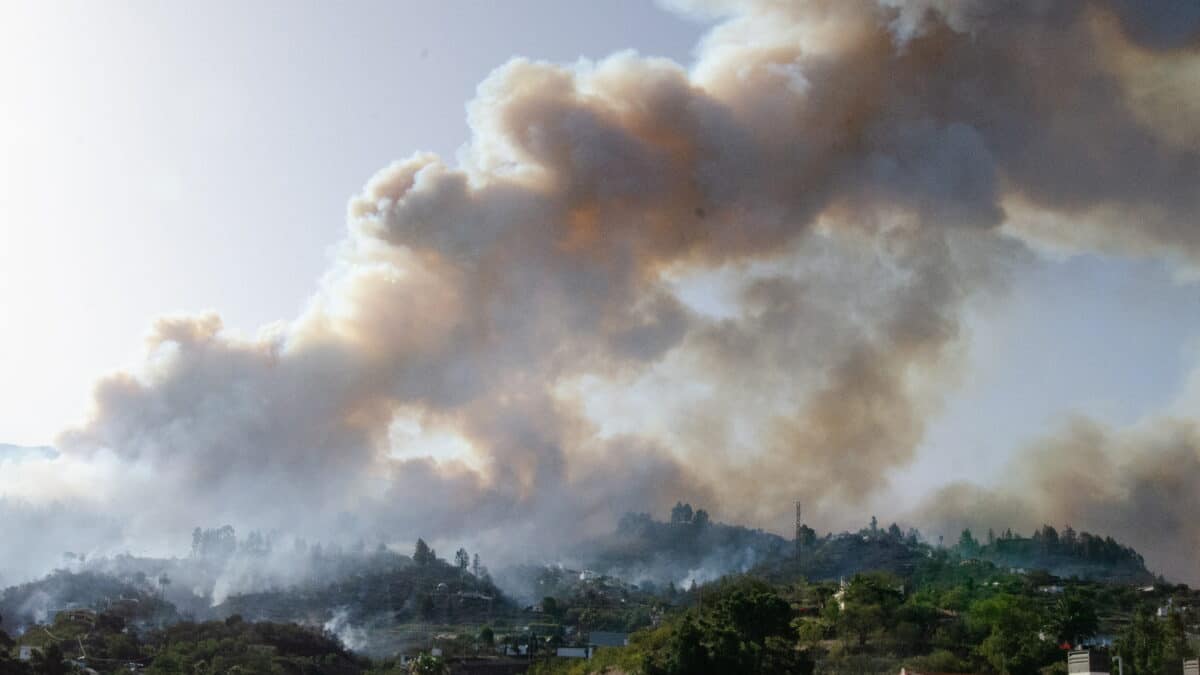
[[916, 416, 1200, 584], [3, 0, 1199, 584]]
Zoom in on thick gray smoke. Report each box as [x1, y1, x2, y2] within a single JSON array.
[[3, 0, 1199, 585], [916, 417, 1200, 584]]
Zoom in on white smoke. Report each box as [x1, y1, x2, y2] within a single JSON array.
[[324, 607, 369, 652], [2, 0, 1200, 586]]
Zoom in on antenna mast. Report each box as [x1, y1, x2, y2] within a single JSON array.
[[794, 500, 803, 558]]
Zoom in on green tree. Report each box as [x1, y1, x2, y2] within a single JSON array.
[[906, 528, 922, 545], [647, 615, 708, 675], [957, 528, 980, 556], [904, 649, 973, 674], [793, 617, 829, 649], [838, 601, 884, 647], [408, 653, 449, 675], [31, 643, 66, 675], [454, 548, 469, 573], [833, 572, 904, 649], [1041, 525, 1059, 549], [968, 594, 1056, 675], [644, 579, 803, 675], [1048, 590, 1098, 647], [414, 538, 435, 565], [1062, 525, 1077, 550], [670, 502, 694, 525], [711, 580, 791, 646], [797, 525, 817, 548], [844, 573, 904, 611], [1116, 609, 1195, 675], [1117, 609, 1164, 675]]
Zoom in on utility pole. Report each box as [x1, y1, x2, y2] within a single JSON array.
[[794, 501, 803, 558]]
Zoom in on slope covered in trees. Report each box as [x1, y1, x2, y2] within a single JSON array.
[[957, 525, 1152, 583], [217, 539, 509, 628], [0, 571, 178, 633], [582, 505, 792, 584], [533, 555, 1199, 675], [586, 508, 1155, 589], [0, 512, 1173, 674]]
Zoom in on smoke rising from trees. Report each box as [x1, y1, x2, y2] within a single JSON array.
[[3, 0, 1200, 584]]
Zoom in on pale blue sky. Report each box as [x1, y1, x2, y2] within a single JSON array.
[[0, 0, 706, 444], [899, 252, 1200, 494]]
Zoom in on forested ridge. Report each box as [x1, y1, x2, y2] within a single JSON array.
[[2, 513, 1192, 675]]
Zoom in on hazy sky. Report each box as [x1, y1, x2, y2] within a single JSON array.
[[3, 0, 1200, 582], [4, 0, 1196, 489], [0, 0, 705, 446]]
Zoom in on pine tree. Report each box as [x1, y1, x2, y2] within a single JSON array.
[[414, 538, 435, 565]]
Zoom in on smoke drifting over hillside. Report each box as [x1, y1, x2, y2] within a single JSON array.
[[4, 0, 1200, 585], [919, 417, 1200, 584]]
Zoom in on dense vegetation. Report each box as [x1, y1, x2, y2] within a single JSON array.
[[1, 609, 373, 674], [218, 538, 508, 627], [2, 513, 1193, 674], [960, 525, 1150, 583], [0, 571, 178, 631], [587, 508, 1153, 588], [585, 506, 790, 584], [533, 556, 1197, 675]]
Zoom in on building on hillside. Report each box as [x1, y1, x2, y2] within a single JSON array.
[[589, 631, 629, 647], [1183, 658, 1198, 675], [555, 647, 592, 659], [1156, 597, 1176, 618], [1080, 634, 1116, 648], [18, 645, 33, 661], [1068, 649, 1111, 675]]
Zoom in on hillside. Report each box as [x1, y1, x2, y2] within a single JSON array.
[[583, 508, 1155, 589], [582, 505, 791, 585], [966, 525, 1153, 584], [216, 553, 510, 626], [0, 570, 179, 633]]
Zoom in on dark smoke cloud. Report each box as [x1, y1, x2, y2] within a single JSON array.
[[4, 0, 1199, 583]]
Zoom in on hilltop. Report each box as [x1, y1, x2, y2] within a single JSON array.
[[581, 507, 1154, 588], [964, 525, 1151, 583], [0, 510, 1165, 672], [581, 505, 791, 586]]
